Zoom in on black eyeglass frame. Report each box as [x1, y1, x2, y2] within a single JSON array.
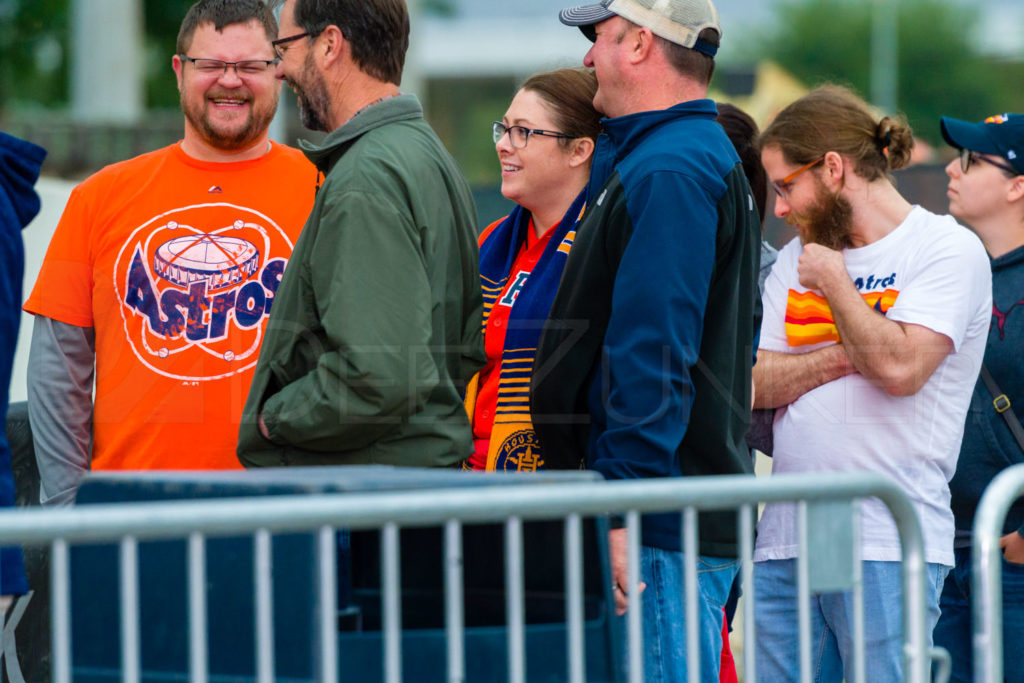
[[959, 148, 1019, 176], [271, 31, 318, 59], [492, 121, 574, 149], [179, 55, 279, 76]]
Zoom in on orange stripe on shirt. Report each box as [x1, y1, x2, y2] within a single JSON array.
[[784, 288, 900, 346]]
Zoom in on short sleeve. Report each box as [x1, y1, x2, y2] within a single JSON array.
[[23, 182, 97, 327]]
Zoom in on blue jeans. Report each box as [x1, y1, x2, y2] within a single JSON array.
[[933, 547, 1024, 682], [627, 546, 737, 682], [754, 559, 948, 682]]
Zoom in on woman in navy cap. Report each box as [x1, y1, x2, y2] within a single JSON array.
[[935, 112, 1024, 683]]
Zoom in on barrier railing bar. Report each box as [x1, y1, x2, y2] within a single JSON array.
[[444, 519, 465, 683], [51, 538, 71, 683], [505, 516, 526, 683], [897, 508, 928, 683], [683, 507, 699, 683], [254, 528, 274, 683], [119, 535, 140, 683], [797, 501, 810, 683], [972, 464, 1024, 683], [565, 513, 585, 683], [625, 509, 643, 683], [851, 503, 865, 683], [739, 504, 755, 683], [3, 473, 931, 683], [382, 522, 402, 683], [931, 646, 952, 683], [0, 473, 919, 544], [187, 531, 208, 683], [317, 526, 338, 683]]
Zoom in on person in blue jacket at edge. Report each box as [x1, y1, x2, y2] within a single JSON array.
[[932, 112, 1024, 682], [0, 130, 45, 609]]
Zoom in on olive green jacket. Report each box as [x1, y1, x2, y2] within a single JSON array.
[[237, 95, 484, 467]]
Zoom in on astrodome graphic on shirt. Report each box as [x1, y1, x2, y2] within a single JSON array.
[[113, 202, 294, 381]]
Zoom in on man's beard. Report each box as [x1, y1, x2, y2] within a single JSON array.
[[181, 86, 277, 152], [290, 51, 331, 133], [793, 180, 854, 250]]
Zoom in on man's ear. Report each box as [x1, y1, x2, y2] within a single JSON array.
[[318, 24, 347, 68], [172, 54, 184, 91], [821, 150, 846, 188], [629, 26, 654, 64]]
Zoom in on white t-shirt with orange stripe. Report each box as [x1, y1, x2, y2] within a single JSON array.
[[754, 206, 991, 566]]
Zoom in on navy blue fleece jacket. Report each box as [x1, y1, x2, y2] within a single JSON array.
[[950, 244, 1024, 543], [0, 131, 45, 594], [532, 100, 761, 556]]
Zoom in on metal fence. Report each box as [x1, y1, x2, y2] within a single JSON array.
[[972, 462, 1024, 682], [0, 471, 935, 683]]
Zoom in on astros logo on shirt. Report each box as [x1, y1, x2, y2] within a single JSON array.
[[113, 202, 293, 381]]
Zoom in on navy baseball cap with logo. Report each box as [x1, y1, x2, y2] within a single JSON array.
[[559, 0, 721, 57], [940, 113, 1024, 175]]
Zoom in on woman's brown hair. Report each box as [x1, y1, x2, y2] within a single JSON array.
[[519, 68, 602, 148]]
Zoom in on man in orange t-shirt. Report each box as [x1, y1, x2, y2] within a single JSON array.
[[23, 0, 315, 505]]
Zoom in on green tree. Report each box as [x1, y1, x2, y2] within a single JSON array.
[[754, 0, 1024, 143], [0, 0, 70, 109], [144, 0, 195, 108]]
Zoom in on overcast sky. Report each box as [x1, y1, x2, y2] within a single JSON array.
[[444, 0, 1022, 57]]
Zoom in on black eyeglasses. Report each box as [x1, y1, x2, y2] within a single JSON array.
[[959, 148, 1019, 176], [492, 121, 573, 149], [179, 55, 279, 76], [272, 31, 315, 59]]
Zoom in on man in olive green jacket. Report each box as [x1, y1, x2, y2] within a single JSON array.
[[237, 0, 483, 467]]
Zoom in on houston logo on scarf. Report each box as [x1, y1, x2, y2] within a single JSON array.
[[496, 429, 544, 471]]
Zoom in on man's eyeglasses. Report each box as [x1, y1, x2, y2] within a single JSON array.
[[179, 56, 279, 77], [771, 156, 825, 199], [272, 31, 315, 59], [492, 121, 573, 149], [959, 148, 1019, 176]]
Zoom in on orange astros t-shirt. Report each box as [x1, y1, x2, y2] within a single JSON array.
[[24, 142, 315, 470]]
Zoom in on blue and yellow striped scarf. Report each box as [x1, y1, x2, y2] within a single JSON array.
[[465, 189, 586, 471]]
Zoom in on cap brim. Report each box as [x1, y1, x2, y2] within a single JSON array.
[[559, 4, 617, 29], [940, 116, 1000, 155]]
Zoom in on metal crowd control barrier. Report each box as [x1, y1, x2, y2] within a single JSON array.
[[0, 470, 932, 683], [972, 463, 1024, 682]]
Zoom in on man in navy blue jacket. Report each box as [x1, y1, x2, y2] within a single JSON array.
[[0, 131, 45, 603], [533, 1, 761, 678], [933, 113, 1024, 682]]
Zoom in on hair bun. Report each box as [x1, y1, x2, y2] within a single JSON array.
[[876, 116, 914, 171]]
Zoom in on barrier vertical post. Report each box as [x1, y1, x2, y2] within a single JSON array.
[[445, 519, 465, 683], [119, 536, 140, 683]]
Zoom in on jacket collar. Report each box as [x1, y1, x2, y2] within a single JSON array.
[[299, 93, 423, 171], [993, 241, 1024, 270], [602, 99, 718, 160], [587, 99, 718, 205]]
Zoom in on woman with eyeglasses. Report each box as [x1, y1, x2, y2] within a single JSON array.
[[463, 67, 600, 471]]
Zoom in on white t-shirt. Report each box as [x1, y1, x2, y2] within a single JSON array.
[[754, 207, 991, 566]]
